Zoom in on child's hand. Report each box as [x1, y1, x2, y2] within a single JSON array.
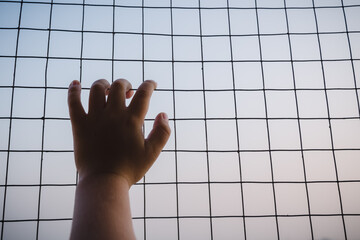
[[68, 79, 171, 187]]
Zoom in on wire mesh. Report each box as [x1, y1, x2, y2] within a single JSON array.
[[0, 0, 360, 239]]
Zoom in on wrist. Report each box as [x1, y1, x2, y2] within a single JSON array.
[[71, 170, 136, 240], [77, 171, 132, 190]]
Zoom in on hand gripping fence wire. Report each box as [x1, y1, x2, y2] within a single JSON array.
[[0, 0, 360, 239]]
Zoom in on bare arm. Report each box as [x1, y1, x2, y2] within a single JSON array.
[[67, 79, 171, 240]]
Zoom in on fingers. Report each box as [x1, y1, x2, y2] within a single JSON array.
[[107, 79, 133, 110], [68, 80, 86, 127], [88, 79, 110, 115], [145, 113, 171, 162], [128, 80, 157, 121]]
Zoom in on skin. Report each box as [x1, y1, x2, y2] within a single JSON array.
[[67, 79, 171, 240]]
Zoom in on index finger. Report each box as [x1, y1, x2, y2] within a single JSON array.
[[128, 80, 157, 121]]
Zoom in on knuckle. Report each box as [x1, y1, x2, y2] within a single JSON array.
[[162, 124, 171, 137], [68, 86, 77, 94], [127, 112, 141, 122], [157, 123, 171, 138], [68, 90, 78, 103], [135, 88, 150, 99]]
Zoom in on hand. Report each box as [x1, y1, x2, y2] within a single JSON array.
[[67, 79, 171, 187]]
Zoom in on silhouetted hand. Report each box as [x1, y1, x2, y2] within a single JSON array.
[[68, 78, 171, 187]]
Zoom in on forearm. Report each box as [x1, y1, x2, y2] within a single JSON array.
[[70, 174, 136, 240]]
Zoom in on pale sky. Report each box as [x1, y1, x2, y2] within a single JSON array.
[[0, 0, 360, 239]]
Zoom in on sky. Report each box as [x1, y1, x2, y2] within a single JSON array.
[[0, 0, 360, 239]]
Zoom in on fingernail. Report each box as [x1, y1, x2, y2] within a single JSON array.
[[70, 80, 80, 88], [161, 112, 169, 122]]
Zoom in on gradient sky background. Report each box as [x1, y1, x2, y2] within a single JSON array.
[[0, 0, 360, 239]]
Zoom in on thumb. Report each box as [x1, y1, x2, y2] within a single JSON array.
[[145, 112, 171, 162]]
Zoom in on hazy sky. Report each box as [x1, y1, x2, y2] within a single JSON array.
[[0, 0, 360, 239]]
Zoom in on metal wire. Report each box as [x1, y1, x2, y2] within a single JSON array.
[[0, 0, 359, 239]]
